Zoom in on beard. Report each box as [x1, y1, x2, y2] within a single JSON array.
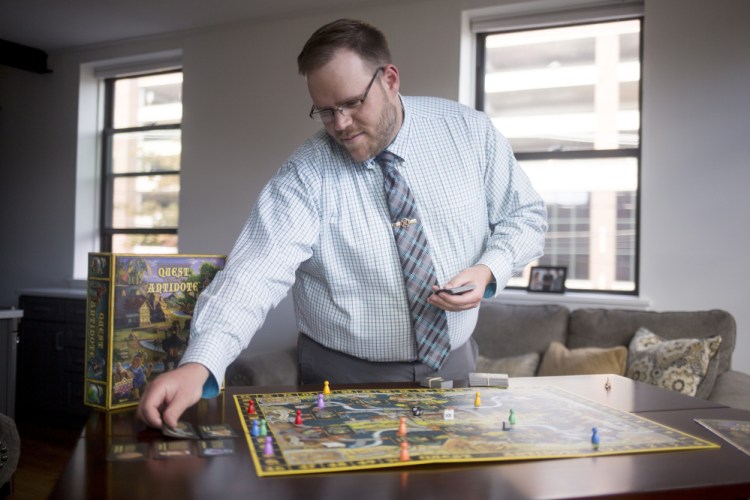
[[334, 95, 401, 162]]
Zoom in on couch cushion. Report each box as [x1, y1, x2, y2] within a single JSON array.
[[568, 309, 735, 376], [626, 327, 722, 397], [476, 352, 540, 377], [473, 302, 569, 359], [537, 341, 628, 376]]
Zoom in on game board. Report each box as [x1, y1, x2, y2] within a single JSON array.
[[234, 386, 717, 477]]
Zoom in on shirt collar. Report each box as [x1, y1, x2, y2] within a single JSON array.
[[367, 94, 411, 169]]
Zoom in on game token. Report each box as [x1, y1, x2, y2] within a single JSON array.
[[247, 400, 256, 415], [317, 393, 325, 410], [295, 409, 303, 425], [251, 420, 260, 437], [474, 391, 481, 407], [399, 441, 410, 461], [263, 436, 274, 456], [323, 380, 331, 395], [591, 427, 600, 450], [397, 416, 407, 436], [260, 419, 267, 437], [509, 409, 516, 425]]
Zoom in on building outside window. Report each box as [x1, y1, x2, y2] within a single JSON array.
[[101, 70, 182, 254], [477, 18, 641, 293]]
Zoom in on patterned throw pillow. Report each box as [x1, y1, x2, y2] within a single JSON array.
[[475, 352, 541, 377], [626, 327, 722, 397]]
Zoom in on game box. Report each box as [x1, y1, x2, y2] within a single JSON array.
[[83, 253, 226, 410]]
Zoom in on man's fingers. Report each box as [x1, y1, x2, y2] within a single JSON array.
[[161, 394, 196, 429], [138, 402, 164, 428]]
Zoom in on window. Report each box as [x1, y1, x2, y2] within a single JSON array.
[[476, 17, 642, 293], [100, 70, 182, 253]]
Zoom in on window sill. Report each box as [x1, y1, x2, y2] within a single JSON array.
[[492, 289, 651, 310]]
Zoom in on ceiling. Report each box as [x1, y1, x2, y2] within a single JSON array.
[[0, 0, 382, 53]]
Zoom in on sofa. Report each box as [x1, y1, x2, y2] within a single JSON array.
[[226, 301, 750, 411]]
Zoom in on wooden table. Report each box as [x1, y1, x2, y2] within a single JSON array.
[[50, 375, 750, 499]]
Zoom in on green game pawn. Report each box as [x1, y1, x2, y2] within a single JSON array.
[[260, 418, 267, 436], [509, 409, 516, 426]]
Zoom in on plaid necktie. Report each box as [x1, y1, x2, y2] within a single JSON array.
[[376, 151, 450, 370]]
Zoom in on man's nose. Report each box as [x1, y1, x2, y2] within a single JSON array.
[[332, 109, 352, 130]]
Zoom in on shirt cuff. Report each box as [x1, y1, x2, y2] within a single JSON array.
[[202, 374, 221, 398]]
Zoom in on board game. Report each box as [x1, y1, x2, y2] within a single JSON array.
[[234, 386, 718, 477], [84, 253, 225, 410]]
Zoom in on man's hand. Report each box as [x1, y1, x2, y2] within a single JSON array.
[[428, 264, 493, 312], [136, 363, 209, 429]]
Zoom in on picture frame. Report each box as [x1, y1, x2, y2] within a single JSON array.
[[527, 266, 567, 293]]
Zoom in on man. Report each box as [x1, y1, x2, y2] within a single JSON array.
[[138, 19, 546, 429]]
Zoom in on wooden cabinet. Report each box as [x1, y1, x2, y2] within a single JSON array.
[[17, 295, 90, 418]]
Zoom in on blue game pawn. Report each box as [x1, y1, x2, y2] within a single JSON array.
[[591, 427, 600, 450], [251, 420, 260, 437]]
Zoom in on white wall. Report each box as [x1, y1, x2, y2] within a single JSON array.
[[1, 0, 748, 370], [639, 0, 750, 371]]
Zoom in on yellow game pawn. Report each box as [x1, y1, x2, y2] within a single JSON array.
[[323, 380, 331, 395], [474, 391, 481, 407], [399, 441, 410, 461]]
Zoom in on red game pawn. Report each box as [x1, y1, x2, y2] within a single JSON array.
[[247, 400, 255, 415], [295, 409, 303, 425]]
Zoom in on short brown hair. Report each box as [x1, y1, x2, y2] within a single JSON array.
[[297, 19, 392, 75]]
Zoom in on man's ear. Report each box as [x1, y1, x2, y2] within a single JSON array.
[[382, 64, 400, 94]]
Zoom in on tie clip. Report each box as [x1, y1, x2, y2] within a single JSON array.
[[393, 218, 417, 228]]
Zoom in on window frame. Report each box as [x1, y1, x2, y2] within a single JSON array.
[[475, 18, 643, 295], [99, 69, 182, 253]]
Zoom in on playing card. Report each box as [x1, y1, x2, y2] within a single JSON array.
[[198, 439, 236, 457], [198, 423, 238, 439], [106, 442, 149, 462], [162, 420, 199, 439], [154, 440, 196, 459]]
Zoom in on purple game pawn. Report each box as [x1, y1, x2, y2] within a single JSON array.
[[263, 436, 274, 456], [317, 393, 325, 410]]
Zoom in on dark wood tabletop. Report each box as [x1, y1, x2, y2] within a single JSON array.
[[50, 375, 750, 500]]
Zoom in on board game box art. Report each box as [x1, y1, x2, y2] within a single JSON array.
[[84, 253, 225, 410]]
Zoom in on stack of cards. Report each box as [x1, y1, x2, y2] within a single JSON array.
[[419, 376, 453, 388], [469, 372, 509, 388]]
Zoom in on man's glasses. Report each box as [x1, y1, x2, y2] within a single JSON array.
[[309, 67, 385, 123]]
